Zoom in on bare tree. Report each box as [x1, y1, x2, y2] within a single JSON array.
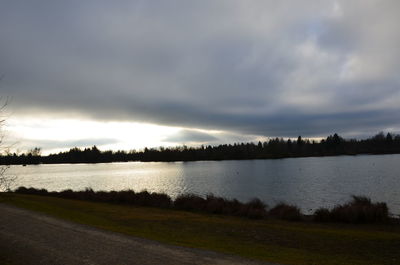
[[0, 99, 16, 192]]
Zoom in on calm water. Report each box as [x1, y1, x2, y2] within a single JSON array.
[[6, 154, 400, 215]]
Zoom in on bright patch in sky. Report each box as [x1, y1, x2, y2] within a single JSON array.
[[4, 117, 268, 155], [6, 117, 181, 154]]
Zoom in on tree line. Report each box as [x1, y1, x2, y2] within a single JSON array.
[[1, 132, 400, 165]]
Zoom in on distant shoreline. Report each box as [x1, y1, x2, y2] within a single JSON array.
[[2, 151, 400, 166], [2, 132, 400, 165]]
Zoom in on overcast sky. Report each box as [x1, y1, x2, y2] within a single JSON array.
[[1, 1, 400, 153]]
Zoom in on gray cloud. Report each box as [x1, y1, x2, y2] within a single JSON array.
[[1, 0, 400, 139], [163, 129, 218, 144]]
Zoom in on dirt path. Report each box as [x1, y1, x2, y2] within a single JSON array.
[[0, 204, 278, 265]]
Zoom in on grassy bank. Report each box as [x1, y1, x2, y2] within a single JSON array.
[[1, 193, 400, 265]]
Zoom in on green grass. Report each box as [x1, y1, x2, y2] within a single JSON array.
[[2, 194, 400, 265]]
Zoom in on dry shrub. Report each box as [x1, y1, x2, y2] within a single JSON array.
[[269, 203, 302, 221]]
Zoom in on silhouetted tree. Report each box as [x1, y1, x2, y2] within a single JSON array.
[[1, 132, 400, 164], [297, 136, 303, 146], [29, 147, 41, 156], [0, 99, 16, 191]]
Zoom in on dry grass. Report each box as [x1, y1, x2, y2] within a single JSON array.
[[2, 193, 400, 265]]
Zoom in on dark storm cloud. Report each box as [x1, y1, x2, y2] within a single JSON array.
[[1, 0, 400, 138]]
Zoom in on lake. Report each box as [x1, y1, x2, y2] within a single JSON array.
[[6, 154, 400, 215]]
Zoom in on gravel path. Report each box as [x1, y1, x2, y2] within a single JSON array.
[[0, 204, 278, 265]]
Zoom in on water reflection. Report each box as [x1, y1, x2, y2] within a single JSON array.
[[7, 154, 400, 215]]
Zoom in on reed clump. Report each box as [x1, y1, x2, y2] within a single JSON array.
[[269, 203, 302, 221], [174, 194, 267, 219], [314, 195, 389, 223], [13, 187, 392, 223]]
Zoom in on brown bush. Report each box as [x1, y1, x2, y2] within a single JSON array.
[[269, 203, 302, 221]]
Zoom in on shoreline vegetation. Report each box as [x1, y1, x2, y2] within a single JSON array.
[[13, 187, 396, 224], [2, 193, 400, 265], [1, 132, 400, 165]]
